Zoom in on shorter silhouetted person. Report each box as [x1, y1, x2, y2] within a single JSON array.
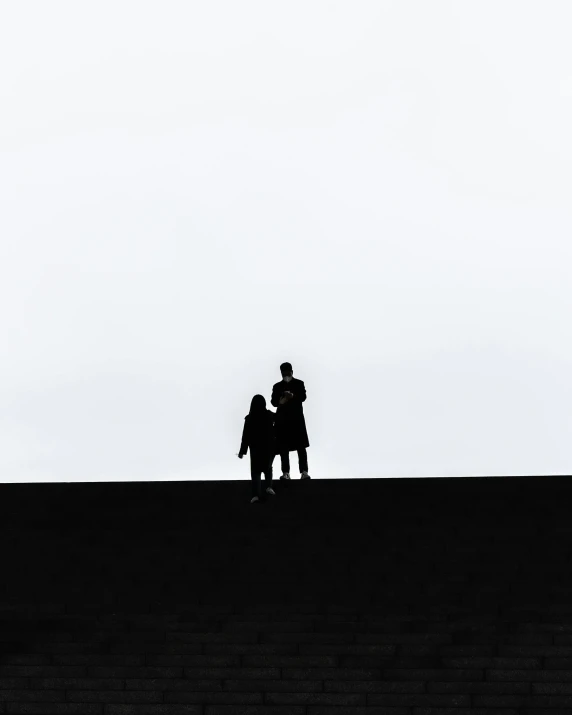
[[271, 362, 311, 480], [238, 394, 277, 504]]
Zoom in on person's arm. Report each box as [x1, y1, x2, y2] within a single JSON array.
[[268, 412, 277, 449], [288, 381, 306, 403], [238, 419, 249, 457], [272, 386, 290, 406], [270, 384, 280, 408]]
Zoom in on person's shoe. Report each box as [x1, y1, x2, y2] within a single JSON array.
[[250, 496, 260, 503], [266, 487, 276, 495], [280, 473, 290, 480], [301, 471, 311, 479]]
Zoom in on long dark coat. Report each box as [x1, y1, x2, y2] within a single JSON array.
[[238, 409, 277, 462], [270, 377, 310, 452]]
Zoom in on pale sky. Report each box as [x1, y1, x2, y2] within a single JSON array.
[[1, 0, 571, 483]]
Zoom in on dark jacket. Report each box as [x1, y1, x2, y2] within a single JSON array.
[[271, 377, 310, 452], [238, 409, 277, 458]]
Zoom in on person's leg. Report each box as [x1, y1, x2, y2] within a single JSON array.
[[298, 447, 308, 474], [250, 458, 262, 500], [280, 450, 290, 475], [264, 453, 274, 488]]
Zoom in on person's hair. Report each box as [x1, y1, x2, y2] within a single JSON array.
[[248, 394, 267, 421], [280, 362, 293, 374]]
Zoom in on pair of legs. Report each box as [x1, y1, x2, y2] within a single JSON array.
[[279, 447, 308, 475], [250, 451, 274, 499]]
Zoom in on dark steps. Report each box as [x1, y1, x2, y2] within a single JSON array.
[[0, 475, 571, 714]]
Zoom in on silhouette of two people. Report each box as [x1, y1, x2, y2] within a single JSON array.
[[238, 362, 310, 503]]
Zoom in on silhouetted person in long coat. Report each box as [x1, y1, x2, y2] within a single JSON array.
[[238, 394, 277, 503], [271, 362, 311, 480]]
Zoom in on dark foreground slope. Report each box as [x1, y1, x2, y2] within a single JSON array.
[[1, 475, 572, 715]]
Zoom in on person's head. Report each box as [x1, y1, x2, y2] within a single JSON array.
[[280, 362, 293, 383], [249, 394, 267, 416]]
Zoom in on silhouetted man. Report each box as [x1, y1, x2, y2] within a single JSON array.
[[271, 362, 311, 480]]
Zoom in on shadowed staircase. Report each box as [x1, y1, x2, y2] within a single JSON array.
[[0, 475, 572, 714]]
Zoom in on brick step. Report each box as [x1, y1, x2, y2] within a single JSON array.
[[0, 476, 571, 713]]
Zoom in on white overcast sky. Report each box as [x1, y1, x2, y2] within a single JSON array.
[[1, 0, 571, 483]]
